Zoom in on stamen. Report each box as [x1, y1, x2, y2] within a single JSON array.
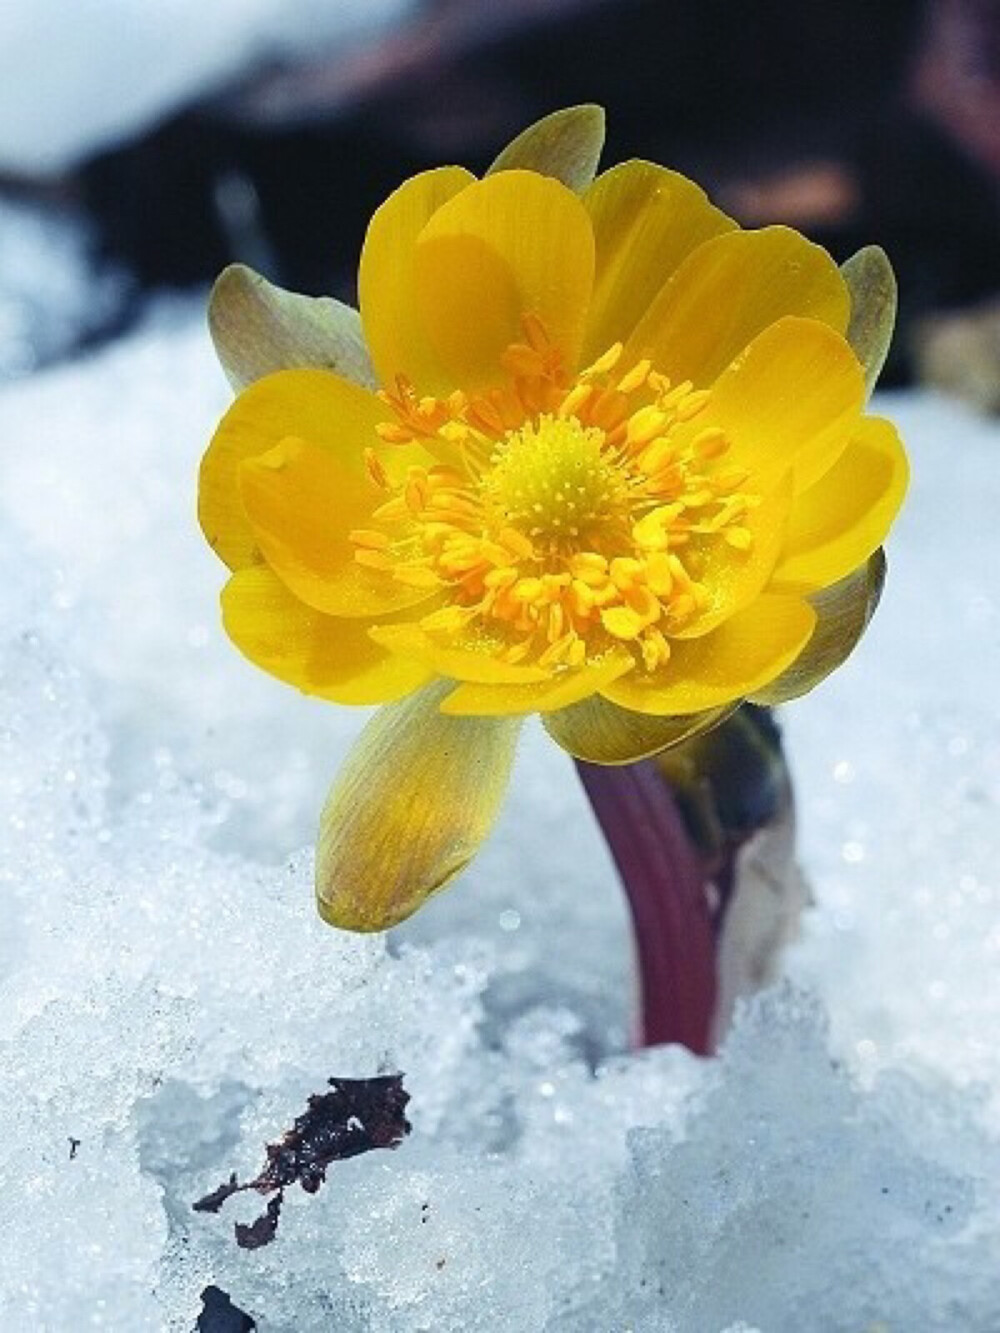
[[357, 334, 761, 676], [580, 341, 623, 379], [364, 448, 389, 489], [617, 358, 652, 394]]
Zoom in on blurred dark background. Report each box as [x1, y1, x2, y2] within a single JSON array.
[[4, 0, 1000, 404]]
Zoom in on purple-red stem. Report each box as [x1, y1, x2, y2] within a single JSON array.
[[575, 758, 717, 1054]]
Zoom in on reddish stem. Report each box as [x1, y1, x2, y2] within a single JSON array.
[[575, 758, 717, 1054]]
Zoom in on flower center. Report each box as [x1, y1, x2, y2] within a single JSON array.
[[482, 415, 630, 548], [352, 321, 759, 674]]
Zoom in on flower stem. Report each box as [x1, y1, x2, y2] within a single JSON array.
[[575, 758, 717, 1054], [575, 706, 790, 1055]]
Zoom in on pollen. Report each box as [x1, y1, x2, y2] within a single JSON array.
[[352, 318, 760, 677]]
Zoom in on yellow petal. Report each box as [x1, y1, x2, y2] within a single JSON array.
[[625, 226, 850, 389], [199, 367, 387, 571], [488, 104, 605, 193], [841, 246, 897, 398], [582, 160, 735, 361], [698, 316, 865, 496], [440, 649, 633, 716], [414, 170, 595, 388], [602, 594, 817, 715], [221, 565, 431, 704], [769, 416, 908, 592], [543, 694, 734, 764], [751, 550, 886, 705], [369, 622, 550, 684], [359, 166, 476, 394], [673, 473, 793, 640], [208, 264, 375, 393], [239, 436, 433, 618], [316, 682, 522, 931]]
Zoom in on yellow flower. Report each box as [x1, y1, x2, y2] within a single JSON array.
[[199, 106, 907, 932]]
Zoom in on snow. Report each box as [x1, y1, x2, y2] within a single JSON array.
[[1, 291, 998, 1330], [0, 0, 418, 175]]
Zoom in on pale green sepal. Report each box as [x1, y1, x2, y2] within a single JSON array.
[[488, 104, 605, 194], [750, 549, 886, 706], [208, 263, 377, 393], [544, 693, 735, 766], [841, 246, 897, 398], [316, 682, 522, 932]]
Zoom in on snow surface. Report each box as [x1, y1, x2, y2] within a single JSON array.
[[1, 297, 999, 1330], [0, 0, 418, 175]]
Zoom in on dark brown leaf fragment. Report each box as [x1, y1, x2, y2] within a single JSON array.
[[234, 1195, 283, 1251], [192, 1073, 410, 1248], [192, 1172, 241, 1215]]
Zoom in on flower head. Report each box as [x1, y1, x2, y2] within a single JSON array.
[[200, 106, 907, 930]]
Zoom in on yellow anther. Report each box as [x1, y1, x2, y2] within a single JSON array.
[[692, 426, 729, 459], [591, 580, 620, 608], [669, 592, 696, 622], [503, 640, 534, 664], [376, 421, 414, 444], [570, 551, 608, 582], [567, 638, 587, 667], [667, 553, 694, 588], [405, 476, 429, 513], [513, 578, 544, 603], [641, 629, 671, 672], [570, 579, 596, 615], [349, 529, 390, 550], [658, 379, 694, 411], [547, 603, 565, 642], [673, 388, 711, 422], [558, 382, 593, 420], [538, 633, 572, 668], [439, 420, 471, 444], [617, 358, 652, 394], [364, 448, 389, 489], [373, 496, 408, 522], [503, 342, 546, 378], [354, 549, 393, 571], [725, 526, 753, 551], [580, 341, 624, 379], [644, 551, 674, 596], [476, 541, 512, 566], [484, 566, 518, 589], [601, 606, 644, 640], [638, 438, 675, 474], [632, 512, 669, 551], [626, 405, 669, 447], [611, 557, 643, 591], [497, 527, 534, 560], [713, 468, 751, 493], [624, 584, 661, 626], [521, 311, 551, 352]]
